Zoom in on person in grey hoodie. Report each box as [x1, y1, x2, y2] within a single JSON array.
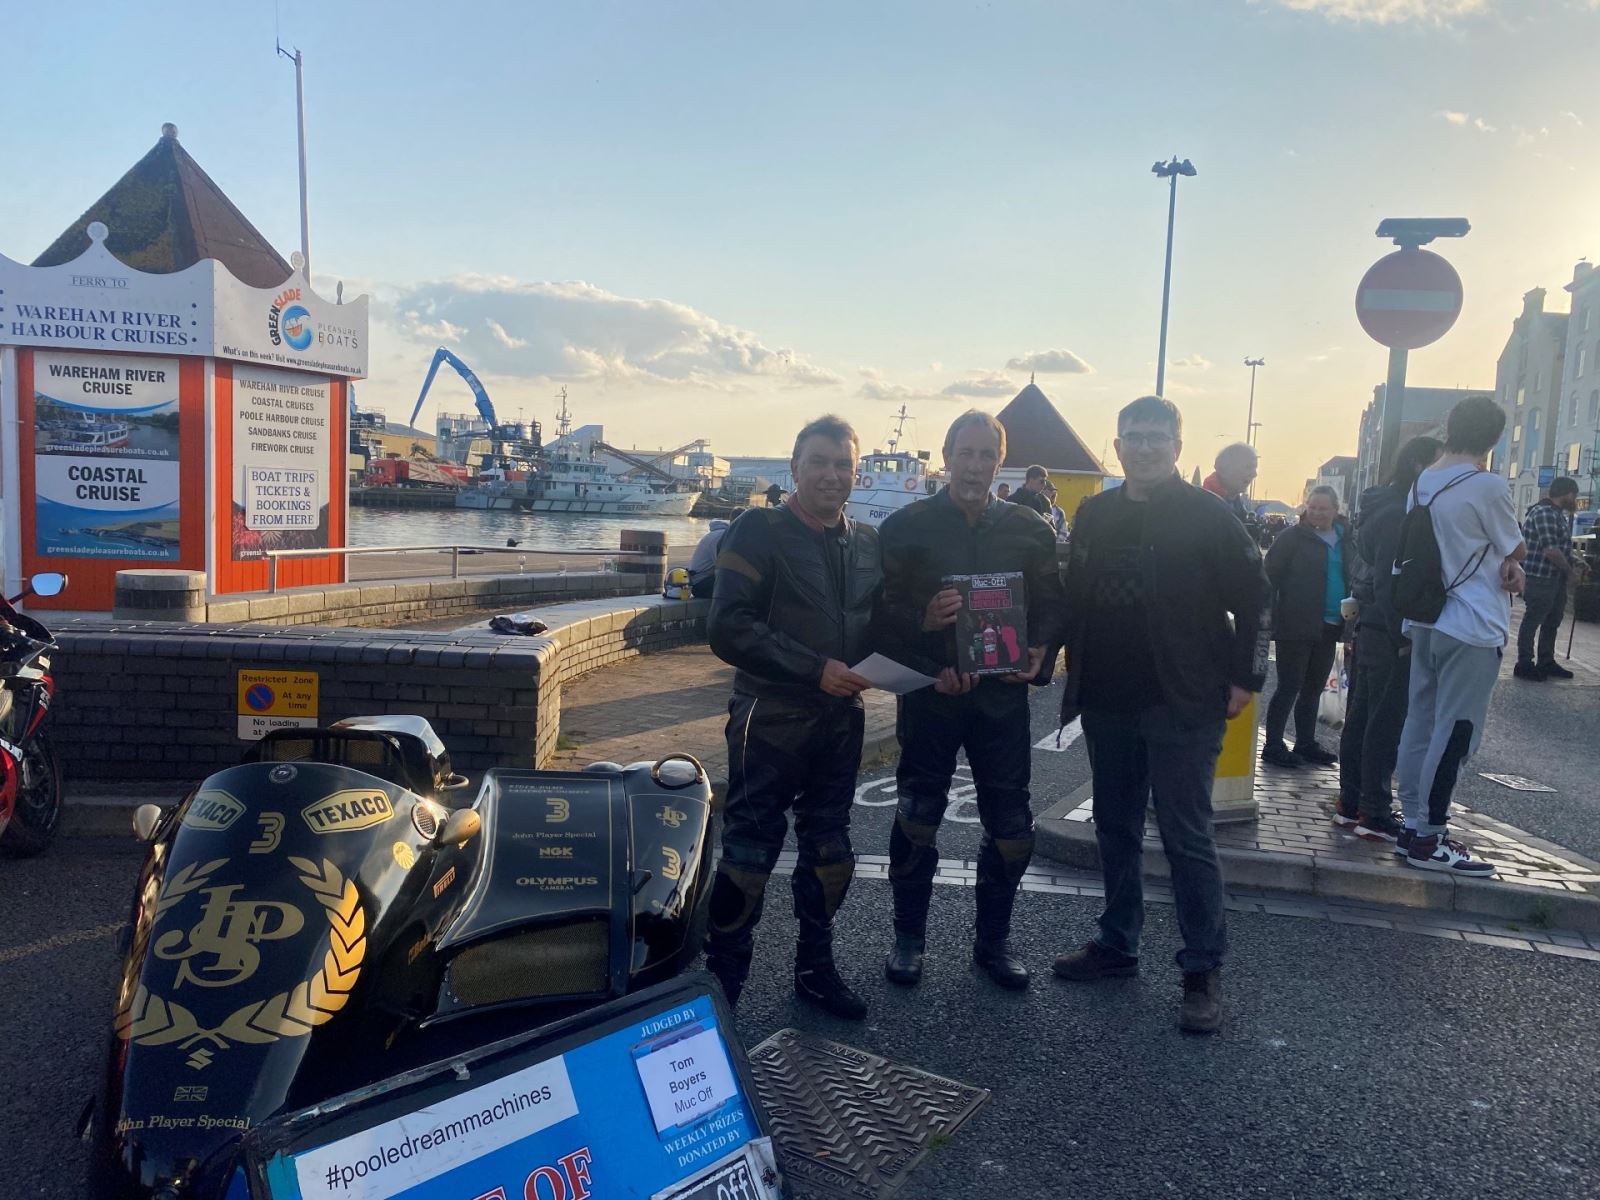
[[1336, 436, 1441, 841]]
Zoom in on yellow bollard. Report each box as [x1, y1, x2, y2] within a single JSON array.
[[1211, 694, 1260, 824]]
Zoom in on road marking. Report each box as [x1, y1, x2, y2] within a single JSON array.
[[854, 769, 982, 822], [1034, 718, 1082, 752], [0, 920, 123, 965], [1479, 773, 1556, 793]]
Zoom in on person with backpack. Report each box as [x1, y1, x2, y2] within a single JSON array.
[[1391, 396, 1526, 876], [1260, 486, 1351, 768], [1335, 436, 1441, 842]]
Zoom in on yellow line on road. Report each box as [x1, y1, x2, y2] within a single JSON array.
[[0, 920, 123, 965]]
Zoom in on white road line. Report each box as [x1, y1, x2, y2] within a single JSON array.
[[1034, 718, 1082, 752]]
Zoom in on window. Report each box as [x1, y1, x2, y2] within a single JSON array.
[[1509, 457, 1521, 478], [1534, 369, 1543, 394], [1571, 392, 1582, 426], [1512, 424, 1522, 443], [1580, 345, 1589, 379], [1531, 409, 1541, 432], [1591, 390, 1600, 424], [1569, 443, 1584, 473], [1584, 306, 1592, 334], [1522, 484, 1536, 509]]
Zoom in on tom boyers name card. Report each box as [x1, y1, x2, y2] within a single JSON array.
[[943, 572, 1027, 675]]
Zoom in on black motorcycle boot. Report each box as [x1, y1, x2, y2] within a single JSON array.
[[702, 863, 769, 1009], [884, 932, 926, 985], [791, 857, 866, 1019], [973, 832, 1033, 989], [888, 812, 940, 934]]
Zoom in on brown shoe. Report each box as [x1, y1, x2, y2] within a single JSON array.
[[1052, 940, 1139, 981], [1178, 969, 1222, 1034]]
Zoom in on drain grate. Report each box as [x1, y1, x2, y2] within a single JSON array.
[[747, 1029, 988, 1199]]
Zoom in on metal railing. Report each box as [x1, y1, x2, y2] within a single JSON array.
[[262, 544, 647, 593]]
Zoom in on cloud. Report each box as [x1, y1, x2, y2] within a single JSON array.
[[856, 368, 937, 404], [390, 275, 841, 390], [1560, 110, 1584, 127], [941, 371, 1018, 399], [1004, 348, 1093, 374], [1268, 0, 1488, 23], [1439, 110, 1469, 125], [1171, 355, 1212, 370], [1473, 116, 1496, 133], [1437, 109, 1495, 133]]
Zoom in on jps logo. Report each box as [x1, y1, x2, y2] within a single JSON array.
[[539, 846, 574, 859], [183, 791, 245, 833], [656, 805, 686, 829], [302, 790, 394, 834], [153, 885, 305, 989], [545, 797, 570, 823]]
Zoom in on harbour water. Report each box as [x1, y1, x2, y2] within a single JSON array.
[[347, 505, 719, 553]]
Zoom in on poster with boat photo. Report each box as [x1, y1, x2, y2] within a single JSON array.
[[230, 364, 330, 560], [31, 350, 182, 561]]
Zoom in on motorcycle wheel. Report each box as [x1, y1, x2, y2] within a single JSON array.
[[0, 731, 62, 857]]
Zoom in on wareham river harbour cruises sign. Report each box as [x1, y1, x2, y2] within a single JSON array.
[[0, 222, 368, 378]]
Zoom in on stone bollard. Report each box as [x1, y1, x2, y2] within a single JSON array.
[[113, 569, 208, 622], [618, 529, 667, 594]]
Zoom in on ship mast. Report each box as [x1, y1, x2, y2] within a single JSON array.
[[886, 404, 910, 454]]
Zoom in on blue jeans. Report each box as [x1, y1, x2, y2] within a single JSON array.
[[1082, 705, 1228, 973]]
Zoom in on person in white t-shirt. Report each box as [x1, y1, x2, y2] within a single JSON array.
[[1394, 396, 1526, 876]]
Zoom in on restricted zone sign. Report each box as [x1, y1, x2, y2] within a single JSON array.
[[237, 669, 319, 740], [1355, 249, 1464, 350]]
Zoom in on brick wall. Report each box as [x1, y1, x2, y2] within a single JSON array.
[[51, 596, 708, 785]]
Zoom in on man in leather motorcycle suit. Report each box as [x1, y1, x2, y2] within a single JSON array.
[[877, 410, 1066, 990], [705, 415, 881, 1018]]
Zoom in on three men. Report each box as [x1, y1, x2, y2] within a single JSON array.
[[876, 412, 1065, 990], [1051, 396, 1268, 1034], [1514, 476, 1580, 681], [705, 415, 880, 1018]]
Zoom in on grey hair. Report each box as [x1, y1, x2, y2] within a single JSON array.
[[1215, 442, 1258, 471]]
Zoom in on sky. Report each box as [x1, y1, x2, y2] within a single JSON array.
[[5, 0, 1598, 500]]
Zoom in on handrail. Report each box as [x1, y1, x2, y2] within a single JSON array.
[[262, 544, 644, 592]]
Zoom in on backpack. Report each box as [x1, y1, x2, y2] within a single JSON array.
[[1390, 470, 1488, 624]]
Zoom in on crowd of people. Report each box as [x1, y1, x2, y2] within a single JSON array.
[[695, 393, 1571, 1035]]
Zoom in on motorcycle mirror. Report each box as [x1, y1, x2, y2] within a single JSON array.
[[28, 572, 67, 598], [131, 803, 164, 842], [440, 772, 472, 791], [437, 809, 481, 846]]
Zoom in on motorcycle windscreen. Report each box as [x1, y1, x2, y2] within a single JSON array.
[[99, 761, 448, 1200], [430, 770, 631, 1017]]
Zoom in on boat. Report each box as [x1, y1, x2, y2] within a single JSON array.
[[844, 405, 943, 527], [38, 415, 132, 452], [454, 392, 697, 515]]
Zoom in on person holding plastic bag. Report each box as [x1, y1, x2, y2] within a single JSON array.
[[1261, 485, 1351, 768]]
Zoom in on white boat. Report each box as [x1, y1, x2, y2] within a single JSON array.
[[454, 456, 698, 516], [38, 415, 131, 452], [844, 407, 943, 527]]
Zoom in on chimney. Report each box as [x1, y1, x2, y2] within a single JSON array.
[[1522, 287, 1546, 319]]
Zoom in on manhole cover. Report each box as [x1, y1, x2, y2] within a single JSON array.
[[747, 1028, 988, 1200], [1480, 773, 1557, 793]]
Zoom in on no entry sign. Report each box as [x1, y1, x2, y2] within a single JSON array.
[[1356, 249, 1463, 350]]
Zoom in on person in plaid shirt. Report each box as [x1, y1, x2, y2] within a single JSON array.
[[1514, 476, 1581, 681]]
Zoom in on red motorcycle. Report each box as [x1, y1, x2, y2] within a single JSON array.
[[0, 572, 67, 856]]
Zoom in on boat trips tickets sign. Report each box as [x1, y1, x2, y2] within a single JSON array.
[[32, 350, 182, 561], [231, 366, 331, 560]]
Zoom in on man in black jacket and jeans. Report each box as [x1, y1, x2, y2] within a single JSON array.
[[705, 415, 881, 1018], [1051, 395, 1268, 1034], [878, 411, 1065, 990]]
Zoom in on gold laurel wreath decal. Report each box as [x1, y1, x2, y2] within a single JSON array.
[[115, 857, 366, 1056]]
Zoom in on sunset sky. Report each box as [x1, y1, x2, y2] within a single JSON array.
[[7, 0, 1598, 499]]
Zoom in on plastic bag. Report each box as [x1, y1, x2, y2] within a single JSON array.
[[1317, 644, 1348, 728]]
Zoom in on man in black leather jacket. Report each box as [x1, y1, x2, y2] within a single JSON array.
[[705, 415, 881, 1018], [1050, 395, 1268, 1035], [877, 411, 1065, 991]]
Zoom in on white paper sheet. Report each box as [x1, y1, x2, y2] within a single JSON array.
[[850, 653, 938, 695]]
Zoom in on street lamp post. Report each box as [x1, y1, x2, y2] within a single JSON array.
[[1152, 157, 1197, 397], [1244, 357, 1264, 444], [277, 42, 311, 276]]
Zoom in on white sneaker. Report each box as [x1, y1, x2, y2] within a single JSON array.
[[1405, 834, 1496, 876]]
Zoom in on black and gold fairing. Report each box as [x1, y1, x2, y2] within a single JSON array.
[[90, 730, 712, 1200]]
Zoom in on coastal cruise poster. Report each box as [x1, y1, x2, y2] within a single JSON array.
[[32, 349, 181, 560]]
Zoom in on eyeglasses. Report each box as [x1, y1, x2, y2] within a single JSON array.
[[1119, 432, 1175, 450]]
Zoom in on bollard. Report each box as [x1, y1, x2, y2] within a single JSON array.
[[1211, 695, 1260, 824], [618, 529, 668, 593], [113, 570, 209, 623]]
